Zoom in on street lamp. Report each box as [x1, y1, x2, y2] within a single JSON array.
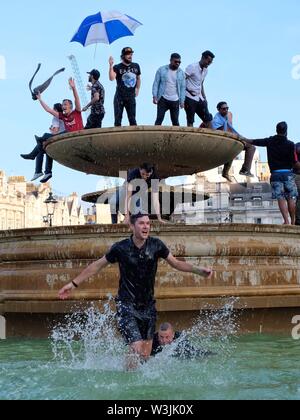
[[44, 192, 58, 227]]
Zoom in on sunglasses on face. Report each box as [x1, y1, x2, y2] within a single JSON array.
[[174, 60, 181, 64], [221, 107, 229, 111]]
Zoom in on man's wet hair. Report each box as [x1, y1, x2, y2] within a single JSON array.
[[202, 50, 215, 60], [296, 143, 300, 155], [63, 99, 73, 107], [217, 101, 227, 111], [276, 121, 288, 136], [160, 323, 174, 332], [140, 163, 154, 173], [130, 213, 150, 225], [54, 103, 63, 113]]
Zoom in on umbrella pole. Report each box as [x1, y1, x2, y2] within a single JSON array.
[[93, 43, 98, 62]]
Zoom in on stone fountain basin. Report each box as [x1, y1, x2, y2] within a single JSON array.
[[45, 126, 244, 179]]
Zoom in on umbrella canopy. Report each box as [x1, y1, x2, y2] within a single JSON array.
[[71, 11, 143, 47]]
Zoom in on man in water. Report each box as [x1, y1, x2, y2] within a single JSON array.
[[58, 214, 213, 367], [151, 322, 214, 359]]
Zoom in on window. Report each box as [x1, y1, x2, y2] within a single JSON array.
[[252, 197, 263, 207], [254, 218, 262, 225], [207, 198, 213, 207], [232, 197, 244, 207]]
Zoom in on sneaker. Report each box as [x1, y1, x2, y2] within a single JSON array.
[[239, 169, 254, 177], [222, 172, 234, 183], [20, 153, 35, 160], [31, 172, 44, 181], [40, 173, 52, 183]]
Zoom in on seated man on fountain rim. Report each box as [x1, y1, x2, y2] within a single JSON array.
[[211, 101, 256, 183]]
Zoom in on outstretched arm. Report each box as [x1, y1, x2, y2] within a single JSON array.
[[58, 256, 109, 300], [166, 253, 213, 278], [37, 93, 59, 118], [69, 78, 81, 112]]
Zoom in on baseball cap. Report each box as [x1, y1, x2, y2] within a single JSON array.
[[87, 69, 100, 80], [121, 47, 134, 56]]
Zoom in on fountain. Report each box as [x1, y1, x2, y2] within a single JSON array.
[[0, 126, 300, 338]]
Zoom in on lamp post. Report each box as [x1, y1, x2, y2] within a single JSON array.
[[44, 192, 58, 227]]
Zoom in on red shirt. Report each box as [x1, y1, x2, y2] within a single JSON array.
[[59, 110, 84, 132]]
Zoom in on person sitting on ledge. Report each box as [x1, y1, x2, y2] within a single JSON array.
[[109, 163, 166, 225], [23, 78, 84, 183], [151, 322, 214, 359], [244, 122, 300, 225], [211, 102, 256, 183], [58, 214, 213, 369], [21, 103, 65, 183]]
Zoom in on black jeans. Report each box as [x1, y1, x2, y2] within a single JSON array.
[[185, 96, 213, 127], [155, 97, 180, 126], [35, 133, 54, 174], [114, 94, 137, 126], [85, 112, 105, 129]]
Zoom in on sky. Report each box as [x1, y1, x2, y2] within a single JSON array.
[[1, 0, 300, 199]]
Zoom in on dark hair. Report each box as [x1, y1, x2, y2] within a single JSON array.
[[140, 163, 154, 173], [53, 103, 63, 113], [276, 121, 288, 136], [130, 213, 150, 225], [170, 53, 181, 60], [296, 143, 300, 155], [63, 99, 73, 107], [202, 50, 215, 60], [217, 101, 228, 111], [159, 323, 173, 332]]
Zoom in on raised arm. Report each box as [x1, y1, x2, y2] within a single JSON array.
[[152, 192, 165, 224], [37, 93, 59, 118], [166, 253, 213, 278], [58, 256, 109, 300], [109, 56, 116, 81], [69, 78, 81, 112]]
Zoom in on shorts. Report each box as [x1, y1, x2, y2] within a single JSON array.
[[116, 300, 157, 344], [270, 172, 298, 200]]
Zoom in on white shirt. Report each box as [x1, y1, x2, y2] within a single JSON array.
[[51, 117, 65, 134], [185, 62, 208, 101], [163, 69, 179, 101]]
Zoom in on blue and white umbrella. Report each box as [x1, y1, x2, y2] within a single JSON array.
[[71, 11, 143, 47]]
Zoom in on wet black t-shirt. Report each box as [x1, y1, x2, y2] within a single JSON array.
[[105, 236, 170, 305], [113, 62, 141, 97]]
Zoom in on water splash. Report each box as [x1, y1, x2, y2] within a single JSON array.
[[51, 298, 127, 371], [51, 297, 239, 379]]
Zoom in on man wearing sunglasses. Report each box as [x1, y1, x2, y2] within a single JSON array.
[[152, 53, 186, 126], [212, 102, 256, 182]]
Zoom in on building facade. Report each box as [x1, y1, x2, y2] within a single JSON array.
[[0, 171, 85, 230]]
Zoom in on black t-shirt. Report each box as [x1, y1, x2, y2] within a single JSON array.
[[105, 236, 170, 305], [127, 168, 160, 195], [151, 332, 214, 359], [113, 62, 141, 97], [251, 135, 297, 172]]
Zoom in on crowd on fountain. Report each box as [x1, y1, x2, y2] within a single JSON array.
[[21, 48, 300, 226]]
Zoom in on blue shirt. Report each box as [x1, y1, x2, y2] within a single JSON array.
[[152, 65, 186, 105], [211, 112, 239, 135]]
